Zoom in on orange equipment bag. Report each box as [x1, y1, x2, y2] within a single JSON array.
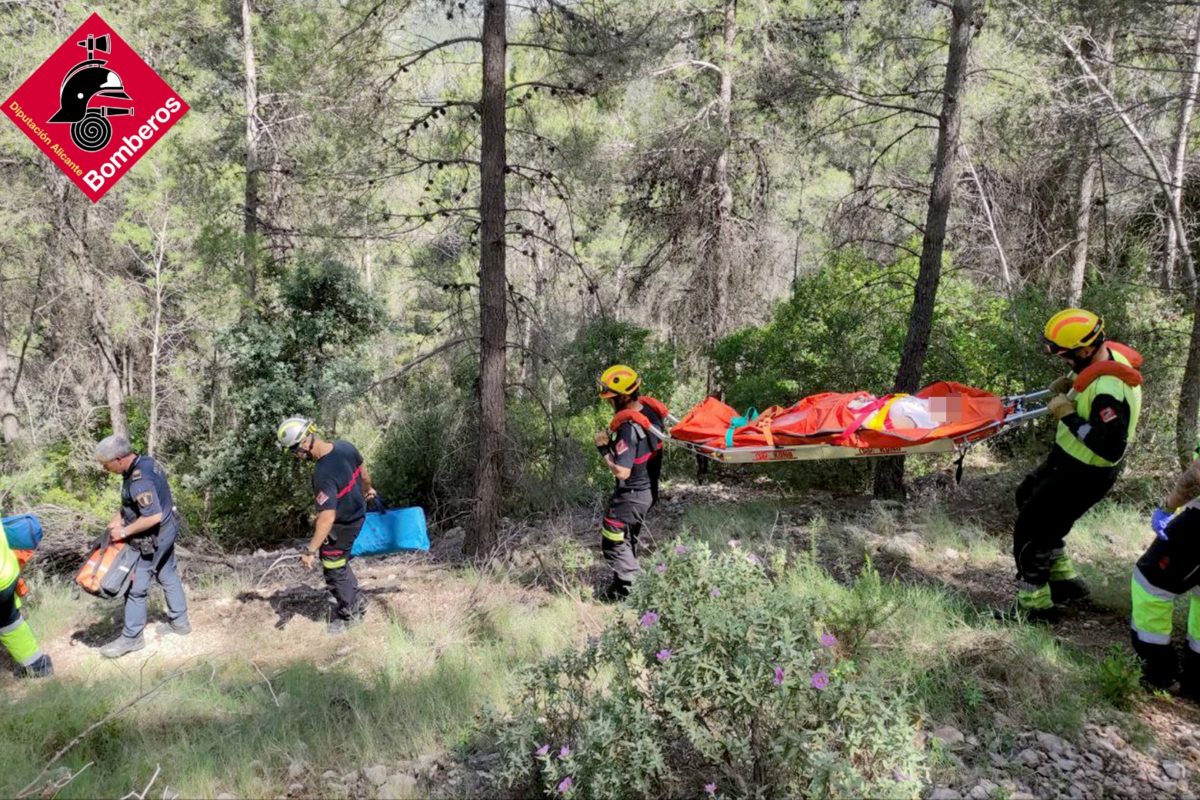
[[14, 550, 33, 598], [75, 534, 139, 599]]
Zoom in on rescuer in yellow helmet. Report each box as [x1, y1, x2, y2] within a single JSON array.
[[1012, 309, 1143, 622], [593, 365, 668, 600]]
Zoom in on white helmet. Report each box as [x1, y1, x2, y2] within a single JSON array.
[[276, 416, 316, 450]]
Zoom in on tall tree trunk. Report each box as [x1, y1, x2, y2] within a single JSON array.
[[874, 0, 974, 500], [0, 302, 21, 444], [147, 219, 167, 456], [1068, 146, 1098, 305], [1173, 14, 1200, 465], [242, 0, 260, 302], [711, 0, 737, 338], [74, 200, 129, 440], [465, 0, 508, 557], [92, 301, 128, 441], [1067, 27, 1113, 304], [1166, 7, 1200, 291]]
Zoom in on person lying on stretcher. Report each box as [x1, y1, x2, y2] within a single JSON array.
[[847, 394, 964, 432]]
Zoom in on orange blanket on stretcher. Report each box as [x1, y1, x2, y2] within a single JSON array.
[[669, 382, 1007, 451]]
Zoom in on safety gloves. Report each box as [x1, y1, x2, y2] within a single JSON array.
[[1048, 394, 1075, 420], [1151, 507, 1175, 540], [1049, 375, 1074, 395]]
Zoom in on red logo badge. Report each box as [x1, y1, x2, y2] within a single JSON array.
[[315, 491, 329, 506], [1099, 407, 1117, 423], [3, 13, 188, 202], [615, 440, 629, 456]]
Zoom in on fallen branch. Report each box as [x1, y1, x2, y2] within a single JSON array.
[[119, 764, 161, 800], [17, 664, 195, 798], [255, 553, 302, 590], [251, 660, 280, 707]]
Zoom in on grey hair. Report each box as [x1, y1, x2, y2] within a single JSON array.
[[95, 434, 133, 462]]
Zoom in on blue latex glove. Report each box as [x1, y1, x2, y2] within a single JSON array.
[[1151, 507, 1174, 540]]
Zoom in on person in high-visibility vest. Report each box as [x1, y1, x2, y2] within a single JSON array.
[[0, 523, 52, 677], [1131, 459, 1200, 694], [1013, 309, 1143, 622]]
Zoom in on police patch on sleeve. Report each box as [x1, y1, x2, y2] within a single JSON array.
[[136, 492, 154, 508], [1099, 407, 1117, 423], [316, 491, 329, 505], [615, 439, 629, 455]]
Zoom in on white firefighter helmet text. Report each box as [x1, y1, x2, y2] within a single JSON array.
[[83, 96, 182, 191]]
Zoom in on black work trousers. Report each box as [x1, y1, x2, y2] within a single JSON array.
[[321, 521, 364, 621], [1013, 448, 1119, 586], [601, 489, 653, 583]]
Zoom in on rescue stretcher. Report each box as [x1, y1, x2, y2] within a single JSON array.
[[658, 382, 1051, 464]]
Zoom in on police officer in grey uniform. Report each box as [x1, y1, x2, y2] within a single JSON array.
[[95, 435, 190, 659]]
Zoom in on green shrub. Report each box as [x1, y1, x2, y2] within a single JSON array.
[[197, 253, 383, 545], [370, 378, 473, 519], [485, 542, 926, 799], [1091, 645, 1143, 711], [562, 319, 677, 414]]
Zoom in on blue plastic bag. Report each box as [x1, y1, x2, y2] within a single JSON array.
[[3, 514, 43, 550], [351, 506, 429, 558]]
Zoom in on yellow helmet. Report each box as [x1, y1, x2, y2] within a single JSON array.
[[598, 364, 641, 398], [1043, 308, 1104, 353]]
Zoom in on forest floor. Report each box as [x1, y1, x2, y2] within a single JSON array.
[[4, 456, 1200, 799]]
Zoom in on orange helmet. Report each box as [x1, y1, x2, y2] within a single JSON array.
[[1043, 308, 1104, 353], [598, 364, 641, 398]]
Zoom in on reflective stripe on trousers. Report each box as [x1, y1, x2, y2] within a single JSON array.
[[1131, 566, 1176, 645]]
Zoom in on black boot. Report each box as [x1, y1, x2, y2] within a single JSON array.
[[1131, 630, 1177, 690], [1050, 577, 1090, 605], [14, 653, 53, 678], [1179, 649, 1200, 701], [597, 576, 631, 603]]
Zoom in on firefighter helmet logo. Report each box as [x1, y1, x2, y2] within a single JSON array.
[[48, 34, 134, 152], [3, 13, 188, 202]]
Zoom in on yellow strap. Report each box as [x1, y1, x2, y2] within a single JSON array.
[[864, 394, 909, 432], [601, 527, 624, 543], [321, 557, 347, 569]]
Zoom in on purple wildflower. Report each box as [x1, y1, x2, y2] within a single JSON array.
[[640, 611, 659, 628], [675, 544, 688, 555], [728, 539, 741, 549], [656, 562, 667, 574], [773, 666, 785, 686], [892, 768, 911, 782], [557, 776, 574, 793], [820, 633, 838, 648], [656, 648, 672, 662], [709, 587, 721, 597], [811, 671, 830, 691], [535, 744, 550, 757], [747, 553, 763, 566], [704, 783, 717, 796], [559, 745, 571, 759]]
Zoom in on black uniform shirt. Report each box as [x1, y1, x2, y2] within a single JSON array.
[[1059, 395, 1132, 464], [609, 421, 654, 493], [313, 440, 367, 527], [121, 455, 174, 530]]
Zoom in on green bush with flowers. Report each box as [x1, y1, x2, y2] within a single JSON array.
[[484, 541, 926, 799]]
